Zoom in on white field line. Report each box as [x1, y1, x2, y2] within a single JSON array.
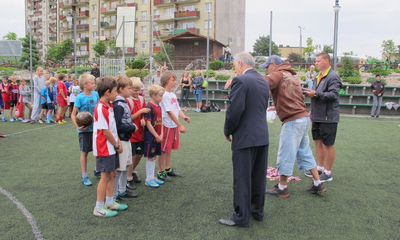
[[6, 124, 60, 136]]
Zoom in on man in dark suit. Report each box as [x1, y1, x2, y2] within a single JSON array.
[[90, 63, 100, 78], [220, 52, 270, 227]]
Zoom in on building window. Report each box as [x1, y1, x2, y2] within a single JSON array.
[[182, 21, 195, 29], [110, 15, 116, 23], [142, 0, 147, 4], [142, 11, 147, 19], [164, 23, 173, 30], [110, 2, 117, 9], [205, 20, 212, 29], [154, 25, 159, 31], [101, 17, 106, 22], [79, 46, 87, 51], [101, 30, 105, 36], [164, 8, 174, 17], [154, 9, 160, 16], [141, 26, 147, 34], [92, 4, 97, 12], [205, 2, 212, 12], [110, 30, 116, 37], [92, 18, 97, 25], [92, 31, 98, 38], [141, 41, 147, 49], [154, 40, 160, 47], [182, 5, 195, 11]]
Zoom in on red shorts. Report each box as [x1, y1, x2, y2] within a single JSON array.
[[2, 93, 9, 110], [161, 126, 179, 153], [57, 97, 68, 107]]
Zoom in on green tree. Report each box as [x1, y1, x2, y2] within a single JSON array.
[[287, 52, 304, 63], [45, 38, 74, 62], [251, 35, 280, 56], [303, 37, 315, 58], [2, 32, 17, 40], [20, 34, 40, 69], [153, 43, 174, 63], [381, 39, 397, 60], [92, 40, 107, 60], [323, 45, 333, 53]]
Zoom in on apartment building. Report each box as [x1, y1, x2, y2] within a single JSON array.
[[25, 0, 245, 64]]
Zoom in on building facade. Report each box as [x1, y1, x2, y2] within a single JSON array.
[[25, 0, 245, 66]]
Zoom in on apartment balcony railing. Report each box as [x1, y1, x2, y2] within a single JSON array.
[[76, 37, 89, 43], [153, 15, 174, 22], [76, 24, 89, 31], [72, 0, 89, 6], [174, 10, 200, 19], [154, 0, 176, 6], [76, 10, 89, 18]]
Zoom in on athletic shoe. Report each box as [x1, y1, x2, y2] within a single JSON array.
[[46, 120, 51, 124], [38, 119, 44, 124], [81, 177, 92, 186], [307, 183, 326, 194], [319, 173, 333, 182], [266, 184, 289, 198], [153, 178, 164, 185], [9, 118, 15, 122], [304, 170, 322, 178], [118, 190, 138, 198], [145, 180, 160, 188], [2, 118, 7, 122], [50, 119, 55, 123], [114, 196, 127, 205], [57, 121, 64, 125], [30, 119, 35, 124], [165, 168, 181, 177], [61, 119, 67, 123], [93, 206, 118, 218], [132, 172, 141, 183], [158, 171, 172, 182], [107, 200, 128, 211], [93, 170, 101, 177], [17, 118, 23, 121], [126, 180, 137, 190]]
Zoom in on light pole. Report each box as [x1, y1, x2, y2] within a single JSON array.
[[298, 26, 304, 58], [333, 0, 341, 71], [67, 10, 77, 77], [206, 11, 210, 104], [28, 22, 33, 97]]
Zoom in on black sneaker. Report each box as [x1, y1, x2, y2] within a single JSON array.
[[93, 170, 101, 177], [307, 183, 326, 194], [266, 184, 289, 198], [158, 171, 172, 182], [126, 180, 137, 190], [304, 170, 322, 178], [165, 168, 181, 177], [132, 172, 141, 183], [319, 173, 333, 182], [115, 196, 127, 205], [118, 190, 138, 198]]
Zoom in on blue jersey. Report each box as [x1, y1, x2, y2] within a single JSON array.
[[41, 87, 48, 104], [46, 85, 57, 103], [74, 91, 99, 132], [65, 81, 73, 96]]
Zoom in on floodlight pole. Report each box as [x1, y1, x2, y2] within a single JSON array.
[[333, 0, 341, 72], [206, 11, 210, 104], [269, 11, 272, 56], [29, 22, 33, 97], [67, 11, 77, 77]]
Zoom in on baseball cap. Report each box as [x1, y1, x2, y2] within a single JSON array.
[[259, 55, 282, 68]]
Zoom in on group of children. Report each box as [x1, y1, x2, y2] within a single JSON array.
[[69, 72, 190, 218]]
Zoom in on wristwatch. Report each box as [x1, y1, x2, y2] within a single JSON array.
[[114, 144, 120, 150]]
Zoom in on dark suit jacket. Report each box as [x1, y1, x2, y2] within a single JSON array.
[[224, 68, 270, 151], [91, 68, 100, 78]]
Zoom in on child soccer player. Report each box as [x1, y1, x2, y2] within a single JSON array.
[[126, 77, 151, 190], [46, 78, 57, 123], [19, 78, 32, 122], [69, 78, 80, 114], [56, 74, 68, 124], [93, 76, 126, 217], [113, 76, 138, 201], [65, 74, 73, 117], [8, 75, 19, 122], [1, 76, 10, 122], [144, 84, 165, 187], [40, 80, 49, 123], [158, 72, 190, 181], [71, 73, 99, 186]]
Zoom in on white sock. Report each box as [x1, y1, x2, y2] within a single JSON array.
[[105, 196, 113, 206], [118, 170, 128, 193], [314, 180, 321, 186], [325, 170, 331, 175], [113, 171, 121, 198], [278, 183, 287, 190], [96, 201, 104, 211], [317, 166, 324, 172], [127, 177, 133, 181], [146, 159, 156, 181]]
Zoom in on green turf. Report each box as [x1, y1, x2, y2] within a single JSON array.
[[1, 113, 400, 239]]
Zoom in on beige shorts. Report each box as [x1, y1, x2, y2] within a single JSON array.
[[116, 140, 132, 171]]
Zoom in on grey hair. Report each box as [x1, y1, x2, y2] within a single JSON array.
[[234, 52, 255, 68]]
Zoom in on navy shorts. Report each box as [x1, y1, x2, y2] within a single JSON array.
[[79, 132, 93, 152], [96, 154, 119, 172], [9, 100, 17, 108], [131, 141, 144, 156], [144, 142, 161, 159], [47, 102, 55, 110], [312, 122, 338, 146], [41, 103, 48, 110]]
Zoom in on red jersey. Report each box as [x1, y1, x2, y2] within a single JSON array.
[[56, 81, 67, 100], [1, 83, 9, 102], [128, 97, 146, 142], [8, 83, 19, 101], [93, 101, 118, 157]]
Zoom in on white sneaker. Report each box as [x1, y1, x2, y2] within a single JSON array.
[[93, 206, 118, 217]]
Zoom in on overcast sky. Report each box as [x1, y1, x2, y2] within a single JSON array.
[[0, 0, 398, 59]]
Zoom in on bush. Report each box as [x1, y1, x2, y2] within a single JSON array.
[[209, 60, 224, 70], [367, 67, 391, 77], [338, 56, 361, 81], [367, 77, 386, 85], [0, 69, 14, 77], [215, 75, 231, 80], [300, 75, 306, 81], [392, 69, 400, 73], [131, 59, 146, 69], [56, 68, 68, 74], [342, 76, 362, 84], [125, 69, 149, 79], [69, 66, 92, 76]]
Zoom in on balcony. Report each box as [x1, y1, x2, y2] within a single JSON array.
[[125, 47, 135, 54], [34, 31, 42, 36], [49, 35, 57, 41], [175, 0, 200, 4], [153, 29, 173, 38], [154, 0, 176, 7], [100, 21, 116, 29], [50, 7, 57, 12], [174, 10, 200, 19], [72, 0, 89, 6], [49, 0, 57, 5], [61, 26, 72, 32], [36, 38, 43, 42], [174, 27, 199, 35], [34, 10, 42, 15], [33, 3, 42, 8], [153, 46, 161, 52], [76, 10, 89, 18], [33, 17, 42, 22], [76, 37, 89, 44], [60, 1, 73, 8], [49, 27, 57, 33], [101, 7, 117, 15], [76, 24, 89, 31], [153, 15, 174, 22], [59, 14, 65, 19], [73, 51, 89, 57], [33, 24, 42, 29], [118, 3, 137, 8]]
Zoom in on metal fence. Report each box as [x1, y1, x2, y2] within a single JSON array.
[[99, 58, 125, 77]]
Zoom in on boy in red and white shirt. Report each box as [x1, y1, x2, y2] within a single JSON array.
[[92, 76, 124, 218], [56, 74, 68, 124]]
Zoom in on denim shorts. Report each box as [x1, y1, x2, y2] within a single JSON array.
[[194, 90, 202, 102], [276, 117, 317, 176]]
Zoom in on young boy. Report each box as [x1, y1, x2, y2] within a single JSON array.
[[8, 75, 19, 122], [46, 78, 57, 124], [65, 74, 73, 117], [144, 84, 165, 187], [93, 76, 126, 217], [126, 77, 151, 190], [113, 76, 138, 201], [1, 76, 10, 122], [71, 73, 99, 186], [40, 80, 49, 123], [19, 78, 32, 122], [158, 72, 190, 181], [56, 74, 68, 124], [68, 78, 80, 114]]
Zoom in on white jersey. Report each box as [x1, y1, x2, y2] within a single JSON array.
[[160, 91, 180, 128], [93, 101, 118, 157]]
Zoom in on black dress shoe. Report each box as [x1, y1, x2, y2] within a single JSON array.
[[118, 190, 138, 198], [218, 219, 237, 226]]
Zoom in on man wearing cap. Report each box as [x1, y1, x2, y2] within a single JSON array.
[[261, 55, 326, 198], [304, 52, 342, 182], [152, 69, 161, 85]]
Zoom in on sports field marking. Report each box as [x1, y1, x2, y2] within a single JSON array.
[[5, 124, 60, 136], [0, 187, 44, 240]]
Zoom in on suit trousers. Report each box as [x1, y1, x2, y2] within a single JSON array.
[[231, 144, 269, 226]]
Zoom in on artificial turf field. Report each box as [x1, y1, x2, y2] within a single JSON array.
[[0, 112, 400, 240]]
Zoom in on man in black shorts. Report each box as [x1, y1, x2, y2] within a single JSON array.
[[304, 52, 342, 182]]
